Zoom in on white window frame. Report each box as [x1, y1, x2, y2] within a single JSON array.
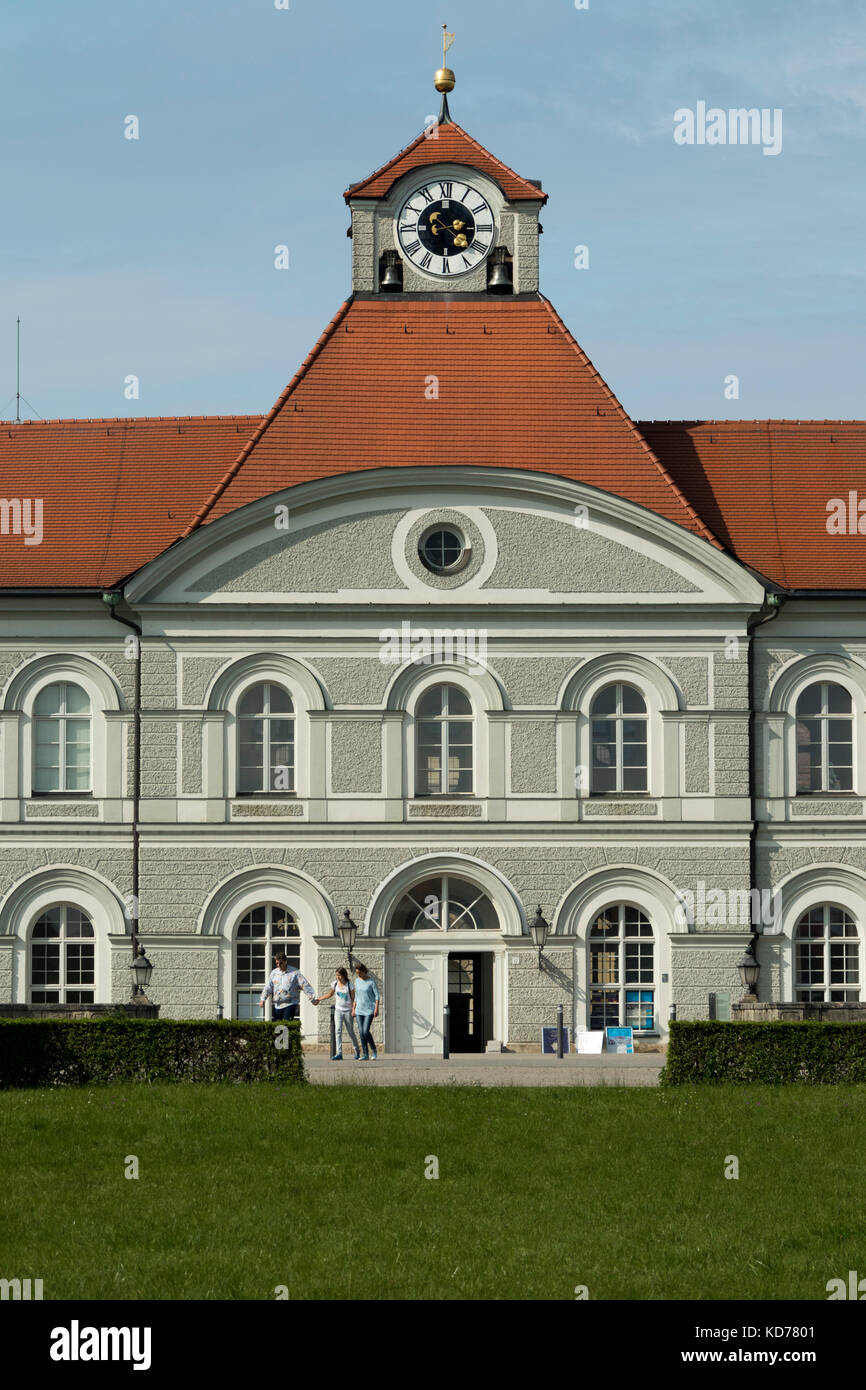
[[794, 681, 854, 794], [32, 681, 92, 794], [589, 682, 648, 795], [587, 903, 656, 1032], [793, 903, 860, 1003], [414, 683, 475, 797], [29, 902, 97, 1004], [235, 682, 296, 795], [234, 902, 302, 1019]]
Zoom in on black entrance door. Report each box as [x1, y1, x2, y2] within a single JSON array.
[[447, 953, 493, 1053]]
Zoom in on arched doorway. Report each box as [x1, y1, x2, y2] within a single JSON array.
[[385, 873, 503, 1053]]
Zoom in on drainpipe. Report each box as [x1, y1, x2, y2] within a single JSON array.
[[746, 593, 785, 969], [103, 593, 141, 972]]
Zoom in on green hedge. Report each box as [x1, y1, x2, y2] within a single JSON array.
[[0, 1016, 306, 1089], [661, 1019, 866, 1085]]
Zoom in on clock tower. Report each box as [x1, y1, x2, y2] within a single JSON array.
[[344, 53, 547, 297]]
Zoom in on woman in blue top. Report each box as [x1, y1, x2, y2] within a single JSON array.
[[351, 962, 380, 1060]]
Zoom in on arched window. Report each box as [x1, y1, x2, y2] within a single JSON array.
[[33, 683, 91, 793], [30, 905, 95, 1003], [237, 683, 294, 794], [795, 682, 853, 792], [390, 875, 499, 931], [235, 904, 300, 1018], [589, 905, 655, 1031], [415, 685, 473, 796], [795, 905, 860, 1002], [590, 684, 647, 794]]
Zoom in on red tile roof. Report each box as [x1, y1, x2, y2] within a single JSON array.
[[186, 296, 715, 546], [344, 121, 547, 203], [0, 416, 262, 587], [639, 420, 866, 590], [1, 308, 864, 593]]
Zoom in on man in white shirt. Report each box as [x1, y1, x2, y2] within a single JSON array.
[[259, 953, 319, 1020]]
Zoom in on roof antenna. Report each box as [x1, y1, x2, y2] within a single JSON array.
[[435, 23, 455, 124], [6, 318, 43, 423]]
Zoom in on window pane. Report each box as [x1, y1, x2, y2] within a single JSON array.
[[64, 685, 91, 715], [267, 685, 293, 714], [625, 990, 654, 1030], [621, 686, 646, 714], [826, 683, 852, 714], [33, 911, 61, 938], [591, 687, 617, 716], [446, 687, 471, 717], [239, 685, 265, 715], [32, 943, 60, 986], [590, 989, 619, 1029], [447, 721, 473, 747], [416, 688, 443, 719], [622, 767, 647, 791], [34, 684, 63, 716], [592, 766, 616, 793], [796, 685, 821, 717], [447, 750, 473, 794]]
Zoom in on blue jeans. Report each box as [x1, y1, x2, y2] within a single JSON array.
[[334, 1011, 359, 1057], [356, 1012, 377, 1058], [274, 1004, 299, 1021]]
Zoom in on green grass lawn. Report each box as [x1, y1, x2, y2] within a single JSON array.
[[1, 1082, 863, 1300]]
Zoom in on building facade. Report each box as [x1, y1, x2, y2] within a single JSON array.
[[1, 94, 865, 1050]]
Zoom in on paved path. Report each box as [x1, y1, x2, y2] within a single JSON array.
[[304, 1052, 664, 1087]]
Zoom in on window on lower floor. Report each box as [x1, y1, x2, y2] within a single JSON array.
[[235, 904, 300, 1018], [588, 904, 655, 1031], [795, 905, 860, 1002], [390, 875, 499, 932], [30, 904, 95, 1003]]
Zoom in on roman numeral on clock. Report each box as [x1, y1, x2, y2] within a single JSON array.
[[418, 187, 434, 204], [404, 239, 421, 255], [438, 182, 452, 198], [475, 223, 493, 233], [468, 203, 486, 215], [420, 251, 432, 269]]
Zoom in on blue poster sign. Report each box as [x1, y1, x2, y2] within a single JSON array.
[[605, 1026, 634, 1055], [541, 1027, 570, 1054]]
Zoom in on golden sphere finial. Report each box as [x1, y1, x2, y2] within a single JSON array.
[[435, 24, 455, 94]]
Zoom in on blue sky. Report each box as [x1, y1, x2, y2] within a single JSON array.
[[2, 0, 864, 422]]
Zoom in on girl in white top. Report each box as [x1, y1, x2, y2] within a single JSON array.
[[318, 966, 360, 1060]]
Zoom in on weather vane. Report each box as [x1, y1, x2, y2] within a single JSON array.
[[435, 22, 456, 119]]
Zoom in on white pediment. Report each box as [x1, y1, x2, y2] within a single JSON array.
[[124, 467, 765, 609]]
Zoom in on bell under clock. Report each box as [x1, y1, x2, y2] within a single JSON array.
[[395, 179, 495, 278]]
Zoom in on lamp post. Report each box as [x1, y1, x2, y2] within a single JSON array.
[[338, 909, 358, 970], [530, 905, 549, 971], [128, 944, 153, 1004], [736, 936, 761, 1003]]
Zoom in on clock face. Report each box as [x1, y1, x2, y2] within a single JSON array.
[[395, 179, 495, 278]]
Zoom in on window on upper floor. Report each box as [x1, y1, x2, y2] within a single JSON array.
[[588, 905, 655, 1031], [795, 682, 853, 793], [30, 904, 95, 1004], [237, 683, 294, 794], [415, 684, 473, 796], [33, 682, 91, 793], [795, 905, 860, 1002], [590, 683, 647, 794]]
